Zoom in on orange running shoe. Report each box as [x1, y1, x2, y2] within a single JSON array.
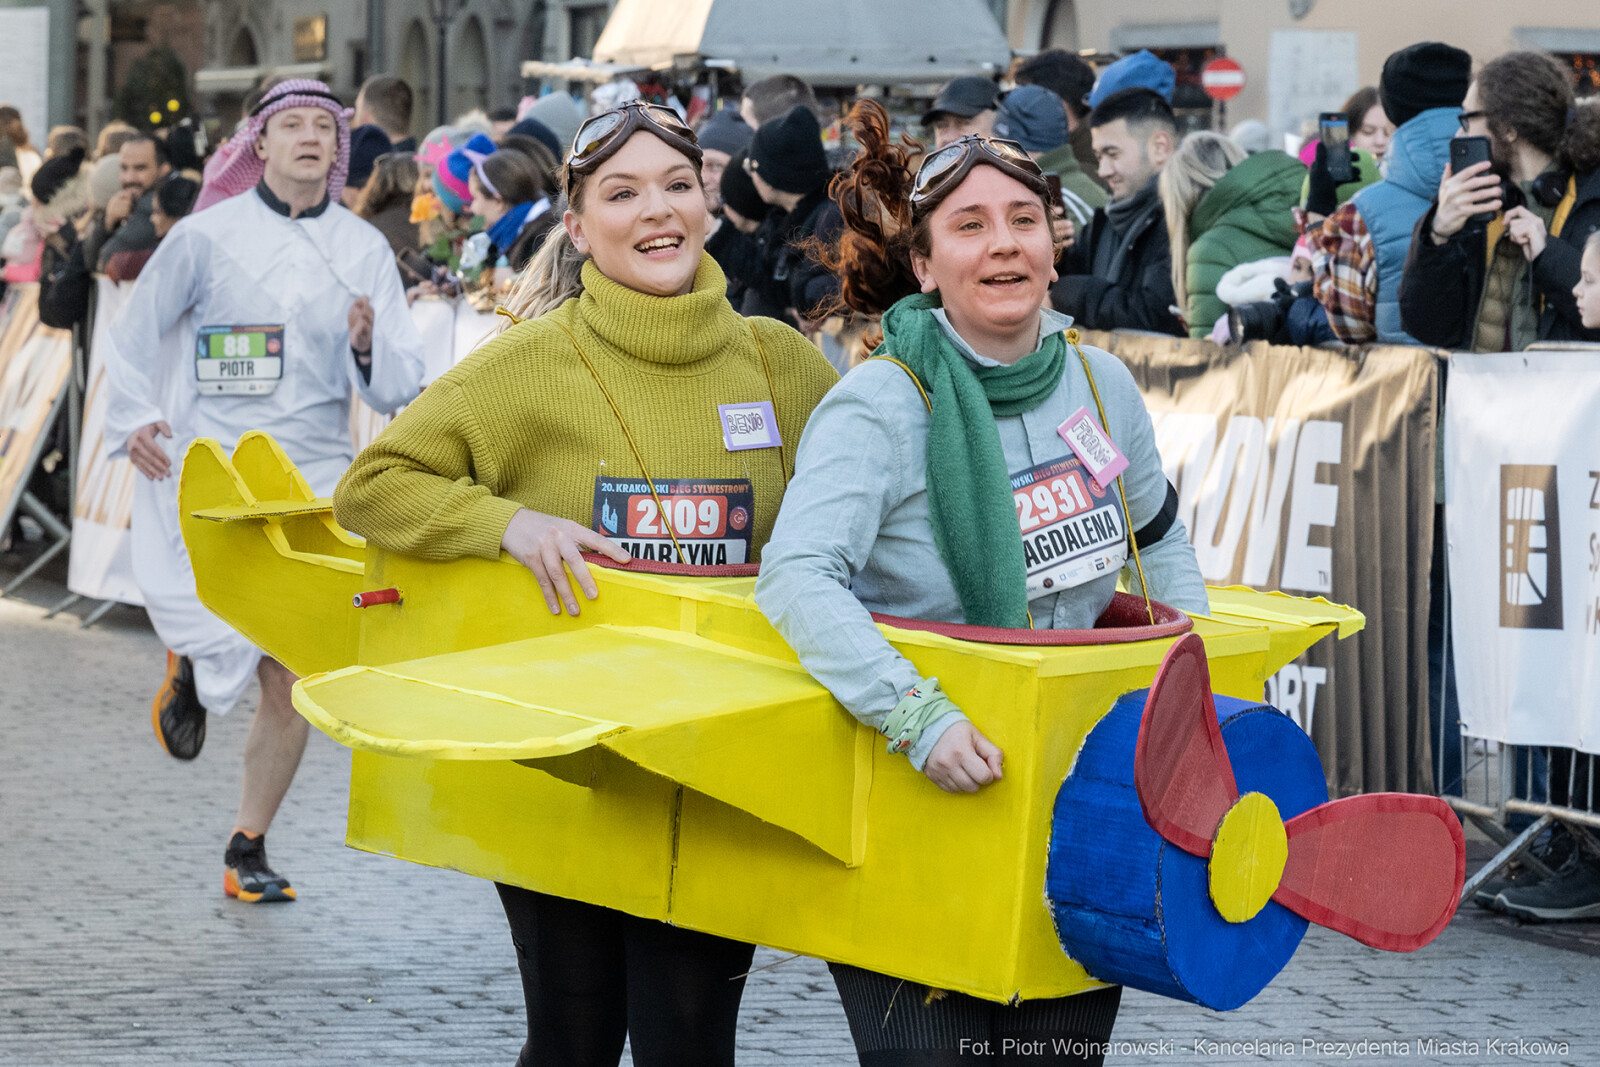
[[224, 832, 296, 903], [152, 651, 206, 759]]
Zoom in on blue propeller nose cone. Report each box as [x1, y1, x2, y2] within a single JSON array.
[[1048, 689, 1329, 1010]]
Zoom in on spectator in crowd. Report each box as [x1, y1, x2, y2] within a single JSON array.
[[344, 124, 393, 208], [695, 106, 754, 214], [1012, 48, 1101, 187], [355, 151, 421, 256], [32, 147, 94, 329], [94, 120, 138, 160], [1161, 131, 1304, 337], [46, 125, 88, 160], [995, 84, 1106, 228], [1576, 230, 1600, 327], [466, 147, 555, 272], [518, 92, 582, 149], [505, 114, 564, 163], [0, 105, 42, 184], [488, 105, 517, 139], [1343, 86, 1395, 164], [105, 173, 200, 282], [1228, 119, 1271, 155], [164, 119, 206, 175], [1085, 49, 1176, 111], [920, 75, 1000, 148], [712, 147, 786, 319], [709, 105, 842, 324], [1399, 50, 1600, 350], [354, 74, 417, 154], [496, 131, 561, 199], [1050, 88, 1183, 335], [740, 74, 819, 128], [1312, 42, 1471, 346], [0, 166, 23, 254], [96, 134, 172, 271]]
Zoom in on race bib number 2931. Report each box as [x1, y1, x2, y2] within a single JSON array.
[[592, 477, 754, 566], [1012, 456, 1127, 598]]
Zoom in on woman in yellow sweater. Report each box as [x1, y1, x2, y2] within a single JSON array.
[[334, 102, 837, 1067]]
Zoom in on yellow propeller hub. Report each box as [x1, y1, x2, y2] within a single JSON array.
[[1208, 791, 1288, 923]]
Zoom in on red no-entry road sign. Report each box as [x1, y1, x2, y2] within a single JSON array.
[[1201, 57, 1246, 101]]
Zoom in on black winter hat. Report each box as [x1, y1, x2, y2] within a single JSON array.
[[748, 106, 830, 195], [31, 146, 86, 205], [720, 148, 769, 222], [1380, 42, 1472, 129]]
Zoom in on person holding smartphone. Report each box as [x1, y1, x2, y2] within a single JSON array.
[[1399, 50, 1600, 352]]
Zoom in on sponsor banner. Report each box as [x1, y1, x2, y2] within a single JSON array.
[[0, 286, 73, 535], [1445, 350, 1600, 754], [69, 279, 143, 603], [1084, 331, 1438, 795]]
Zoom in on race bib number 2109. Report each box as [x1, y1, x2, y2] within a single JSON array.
[[592, 477, 754, 566]]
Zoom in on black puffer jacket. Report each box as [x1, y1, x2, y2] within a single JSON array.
[[1049, 180, 1184, 336], [706, 185, 843, 323], [1398, 166, 1600, 349]]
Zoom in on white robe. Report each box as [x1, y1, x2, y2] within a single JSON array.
[[103, 188, 425, 713]]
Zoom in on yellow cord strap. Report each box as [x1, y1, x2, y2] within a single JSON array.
[[551, 319, 689, 564], [868, 355, 933, 410], [747, 322, 790, 488], [1065, 328, 1156, 625]]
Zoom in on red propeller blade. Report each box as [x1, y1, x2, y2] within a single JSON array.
[[1135, 633, 1240, 858], [1272, 793, 1465, 952]]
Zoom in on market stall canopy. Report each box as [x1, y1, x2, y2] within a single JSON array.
[[590, 0, 1010, 86]]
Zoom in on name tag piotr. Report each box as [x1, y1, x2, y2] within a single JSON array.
[[195, 324, 285, 396]]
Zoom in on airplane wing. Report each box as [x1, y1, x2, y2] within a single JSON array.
[[294, 624, 872, 867]]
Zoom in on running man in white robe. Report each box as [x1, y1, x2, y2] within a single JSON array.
[[103, 79, 425, 902]]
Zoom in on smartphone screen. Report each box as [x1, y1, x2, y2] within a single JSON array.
[[1318, 112, 1353, 183], [1449, 136, 1497, 225]]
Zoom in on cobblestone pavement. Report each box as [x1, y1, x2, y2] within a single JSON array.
[[3, 551, 1599, 1066]]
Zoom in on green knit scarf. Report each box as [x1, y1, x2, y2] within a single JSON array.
[[876, 292, 1066, 628]]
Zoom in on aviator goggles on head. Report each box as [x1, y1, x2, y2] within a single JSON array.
[[565, 101, 702, 196], [909, 135, 1051, 215]]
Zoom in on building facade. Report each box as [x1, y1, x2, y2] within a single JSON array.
[[1003, 0, 1600, 139]]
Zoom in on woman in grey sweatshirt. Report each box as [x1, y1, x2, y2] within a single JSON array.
[[753, 103, 1207, 1066]]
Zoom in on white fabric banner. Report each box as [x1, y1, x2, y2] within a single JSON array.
[[68, 279, 142, 604], [1446, 350, 1600, 754]]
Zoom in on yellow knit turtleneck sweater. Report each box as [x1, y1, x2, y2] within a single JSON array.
[[334, 254, 838, 562]]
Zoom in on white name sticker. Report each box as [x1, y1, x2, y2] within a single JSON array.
[[1057, 407, 1128, 489], [717, 401, 781, 451]]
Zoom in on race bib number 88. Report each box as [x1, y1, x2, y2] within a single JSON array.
[[593, 477, 754, 566], [1012, 456, 1128, 598], [195, 324, 285, 396]]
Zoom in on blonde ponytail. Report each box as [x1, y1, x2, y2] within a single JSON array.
[[497, 222, 588, 330]]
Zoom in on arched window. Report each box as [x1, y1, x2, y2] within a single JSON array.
[[451, 15, 491, 118], [399, 19, 433, 134], [228, 26, 259, 68]]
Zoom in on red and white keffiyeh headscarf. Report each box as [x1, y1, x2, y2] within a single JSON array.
[[195, 79, 354, 213]]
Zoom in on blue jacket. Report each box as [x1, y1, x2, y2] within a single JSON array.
[[1349, 107, 1458, 344]]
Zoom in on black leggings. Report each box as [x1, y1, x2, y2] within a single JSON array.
[[830, 963, 1122, 1067], [496, 883, 756, 1067]]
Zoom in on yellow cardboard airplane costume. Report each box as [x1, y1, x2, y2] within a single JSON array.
[[180, 432, 1462, 1012]]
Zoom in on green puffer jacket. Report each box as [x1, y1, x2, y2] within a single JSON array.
[[1182, 149, 1306, 337]]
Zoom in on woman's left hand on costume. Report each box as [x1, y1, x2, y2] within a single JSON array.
[[924, 721, 1004, 794], [1503, 206, 1548, 262], [348, 295, 375, 352]]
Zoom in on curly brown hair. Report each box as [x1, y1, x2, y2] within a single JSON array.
[[1478, 51, 1600, 175]]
